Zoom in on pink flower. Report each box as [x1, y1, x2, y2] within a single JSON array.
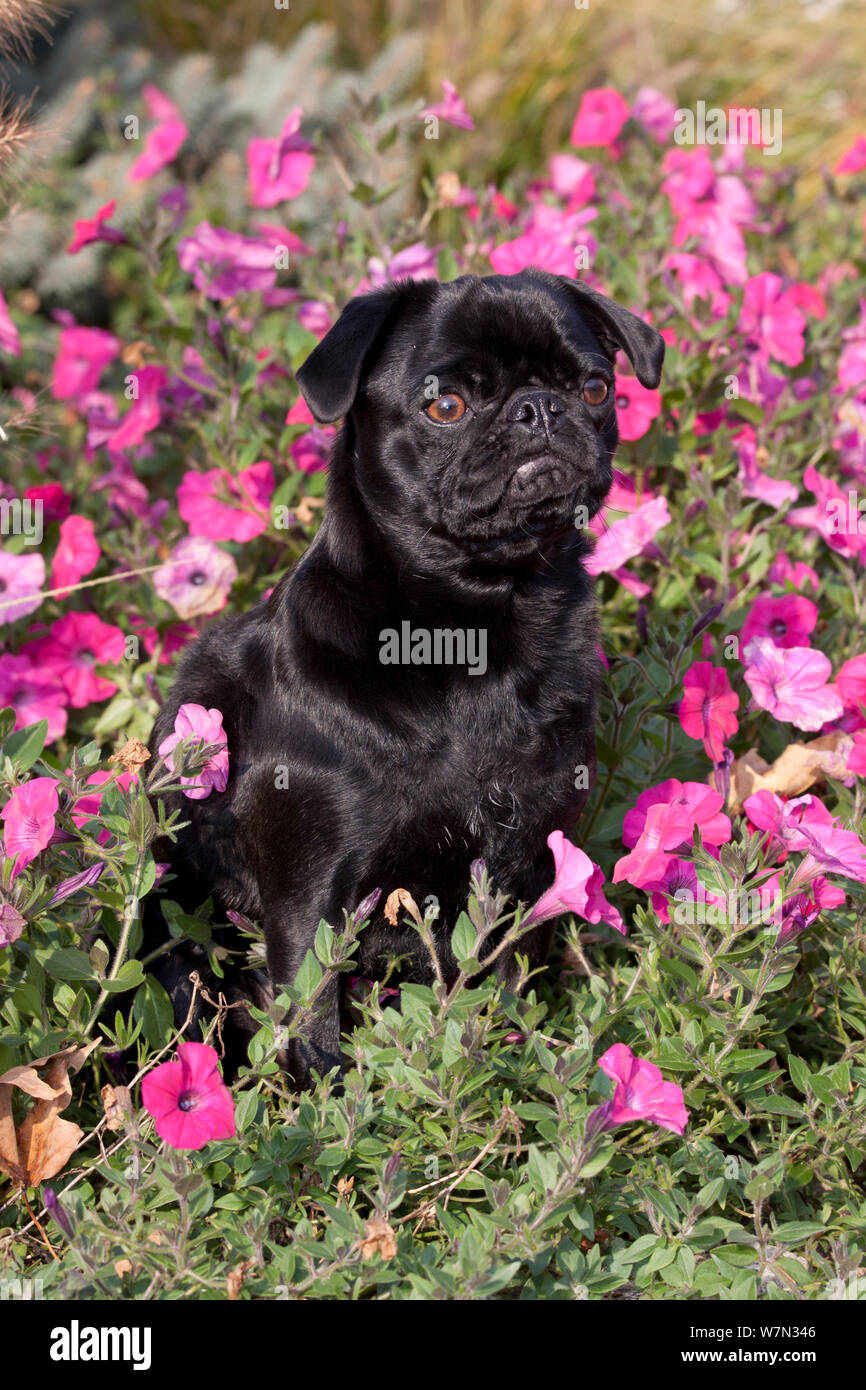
[[744, 790, 835, 860], [548, 154, 596, 205], [51, 326, 119, 402], [570, 87, 629, 148], [615, 780, 731, 888], [291, 426, 334, 473], [631, 87, 677, 143], [246, 107, 315, 208], [50, 515, 100, 595], [158, 703, 229, 801], [789, 823, 866, 888], [285, 397, 315, 427], [662, 148, 716, 216], [837, 655, 866, 718], [419, 80, 474, 131], [177, 461, 274, 542], [0, 550, 45, 625], [741, 594, 818, 650], [297, 300, 332, 339], [835, 136, 866, 176], [141, 1041, 235, 1150], [128, 90, 188, 183], [848, 730, 866, 776], [0, 289, 21, 357], [153, 536, 238, 620], [666, 252, 729, 318], [586, 495, 670, 576], [489, 231, 578, 278], [678, 662, 739, 761], [786, 465, 866, 559], [743, 637, 844, 730], [525, 830, 624, 934], [104, 365, 167, 452], [589, 1043, 689, 1137], [67, 199, 126, 254], [766, 553, 819, 592], [739, 273, 807, 368], [33, 612, 126, 708], [0, 654, 68, 741], [177, 223, 277, 300], [612, 375, 662, 441], [24, 483, 72, 523], [1, 777, 59, 880], [367, 241, 439, 286]]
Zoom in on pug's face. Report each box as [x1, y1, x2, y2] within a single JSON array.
[[297, 269, 664, 564]]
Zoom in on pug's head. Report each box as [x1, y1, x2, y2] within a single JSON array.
[[296, 269, 664, 566]]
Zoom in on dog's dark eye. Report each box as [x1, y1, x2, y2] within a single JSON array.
[[426, 393, 467, 424], [582, 378, 610, 406]]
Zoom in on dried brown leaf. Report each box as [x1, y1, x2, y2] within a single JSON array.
[[360, 1213, 397, 1261], [383, 888, 423, 927], [725, 731, 853, 814]]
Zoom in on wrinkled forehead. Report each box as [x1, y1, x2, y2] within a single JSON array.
[[373, 275, 608, 391]]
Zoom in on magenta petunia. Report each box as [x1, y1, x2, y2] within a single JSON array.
[[128, 108, 188, 183], [105, 365, 167, 453], [141, 1041, 235, 1150], [570, 87, 629, 148], [525, 830, 624, 934], [246, 107, 315, 208], [741, 593, 818, 650], [0, 288, 21, 357], [0, 653, 68, 741], [489, 230, 578, 278], [739, 272, 807, 368], [177, 461, 274, 542], [32, 612, 126, 708], [788, 822, 866, 889], [67, 199, 126, 254], [836, 654, 866, 722], [631, 87, 677, 143], [678, 662, 739, 761], [50, 515, 100, 595], [743, 637, 844, 730], [612, 374, 663, 441], [158, 703, 229, 800], [1, 777, 59, 880], [588, 1043, 689, 1136], [153, 536, 238, 620], [50, 325, 119, 403], [290, 426, 334, 474], [177, 223, 277, 301], [834, 135, 866, 176], [0, 550, 45, 625], [615, 780, 731, 888], [419, 80, 474, 132]]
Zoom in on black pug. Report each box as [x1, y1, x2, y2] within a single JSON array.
[[146, 268, 664, 1086]]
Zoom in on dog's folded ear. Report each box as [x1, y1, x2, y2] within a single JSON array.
[[563, 278, 665, 389], [295, 283, 415, 422]]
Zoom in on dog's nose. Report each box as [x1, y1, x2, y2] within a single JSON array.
[[506, 390, 566, 437]]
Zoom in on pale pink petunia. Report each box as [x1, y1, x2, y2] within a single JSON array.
[[548, 154, 596, 205], [786, 465, 866, 558], [525, 830, 624, 934], [588, 1043, 689, 1137], [367, 241, 439, 286], [678, 662, 739, 761], [789, 822, 866, 887], [744, 790, 835, 860], [1, 777, 59, 880], [153, 536, 238, 620], [571, 87, 629, 148], [50, 515, 100, 595], [177, 223, 277, 300], [141, 1041, 235, 1149], [177, 461, 274, 542], [743, 637, 844, 730], [419, 80, 474, 132], [585, 496, 670, 576], [631, 87, 677, 143], [158, 703, 229, 801], [0, 551, 45, 625]]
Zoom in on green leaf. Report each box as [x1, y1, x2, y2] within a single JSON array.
[[3, 719, 48, 770], [133, 975, 175, 1047], [451, 912, 476, 962], [44, 948, 95, 982], [788, 1055, 811, 1094], [771, 1221, 826, 1245], [294, 949, 323, 1000], [102, 959, 145, 994]]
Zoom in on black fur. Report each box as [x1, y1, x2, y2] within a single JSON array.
[[146, 269, 664, 1085]]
